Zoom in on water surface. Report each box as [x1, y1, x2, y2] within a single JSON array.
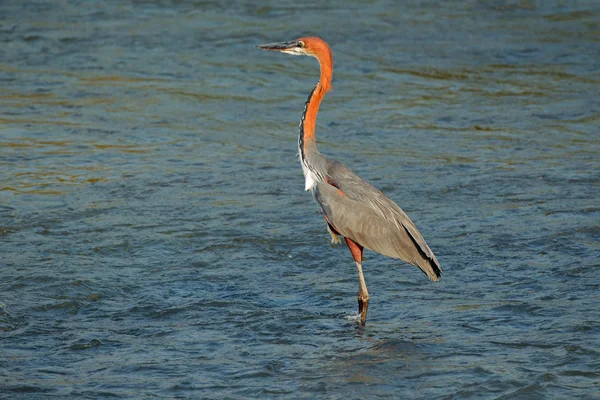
[[1, 1, 599, 398]]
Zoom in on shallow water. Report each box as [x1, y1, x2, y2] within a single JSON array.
[[1, 0, 599, 398]]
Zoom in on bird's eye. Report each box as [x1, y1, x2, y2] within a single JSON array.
[[298, 41, 305, 48]]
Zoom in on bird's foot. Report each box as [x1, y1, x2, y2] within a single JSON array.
[[357, 297, 369, 325], [326, 224, 342, 245]]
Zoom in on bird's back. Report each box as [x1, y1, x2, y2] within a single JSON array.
[[314, 157, 442, 281]]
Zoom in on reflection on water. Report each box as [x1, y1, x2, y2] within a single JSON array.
[[1, 0, 599, 398]]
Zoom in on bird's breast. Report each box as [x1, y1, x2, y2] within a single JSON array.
[[301, 159, 318, 191]]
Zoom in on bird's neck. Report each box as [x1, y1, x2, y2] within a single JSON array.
[[298, 55, 332, 191], [299, 61, 332, 158], [302, 61, 332, 136]]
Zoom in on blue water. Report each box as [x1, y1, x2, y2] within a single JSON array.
[[1, 1, 599, 398]]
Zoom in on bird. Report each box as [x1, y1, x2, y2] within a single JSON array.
[[256, 37, 442, 325]]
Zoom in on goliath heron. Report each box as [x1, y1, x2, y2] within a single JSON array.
[[256, 37, 442, 324]]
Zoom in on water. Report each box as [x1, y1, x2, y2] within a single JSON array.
[[1, 0, 599, 398]]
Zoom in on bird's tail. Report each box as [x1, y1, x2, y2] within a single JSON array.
[[416, 257, 442, 282], [404, 228, 442, 281]]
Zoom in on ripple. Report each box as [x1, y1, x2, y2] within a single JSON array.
[[1, 0, 599, 399]]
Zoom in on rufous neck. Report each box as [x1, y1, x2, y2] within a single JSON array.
[[302, 59, 332, 143]]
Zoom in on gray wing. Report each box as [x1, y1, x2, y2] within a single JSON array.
[[315, 159, 442, 281]]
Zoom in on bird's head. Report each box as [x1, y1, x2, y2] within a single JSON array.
[[256, 36, 333, 92], [256, 37, 332, 61]]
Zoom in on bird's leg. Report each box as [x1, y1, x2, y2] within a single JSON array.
[[355, 260, 369, 324], [345, 238, 369, 325]]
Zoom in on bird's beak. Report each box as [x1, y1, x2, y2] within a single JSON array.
[[255, 40, 304, 56]]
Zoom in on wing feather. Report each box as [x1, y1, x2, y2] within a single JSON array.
[[315, 160, 442, 281]]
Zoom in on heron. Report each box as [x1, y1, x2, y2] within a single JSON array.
[[256, 37, 442, 325]]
